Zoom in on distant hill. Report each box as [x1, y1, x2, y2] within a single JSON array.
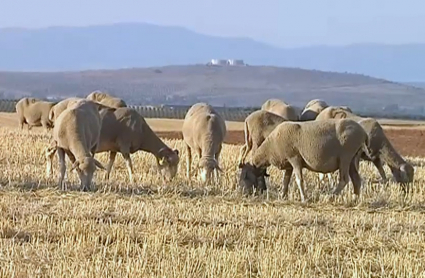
[[0, 65, 424, 111], [0, 23, 425, 81], [405, 82, 425, 89]]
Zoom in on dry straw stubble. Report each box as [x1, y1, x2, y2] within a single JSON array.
[[0, 127, 425, 277]]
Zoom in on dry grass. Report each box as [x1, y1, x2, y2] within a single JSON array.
[[1, 126, 425, 277]]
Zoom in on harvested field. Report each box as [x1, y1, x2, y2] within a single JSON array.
[[1, 113, 425, 276]]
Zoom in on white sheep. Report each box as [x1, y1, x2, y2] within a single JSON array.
[[238, 119, 369, 202], [15, 97, 56, 131], [238, 110, 287, 165], [95, 107, 180, 182], [316, 106, 414, 184], [299, 99, 329, 121], [45, 99, 106, 191], [261, 98, 299, 121], [48, 97, 84, 124], [86, 90, 127, 108], [182, 103, 226, 183]]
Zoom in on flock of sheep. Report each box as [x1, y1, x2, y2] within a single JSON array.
[[14, 92, 414, 201]]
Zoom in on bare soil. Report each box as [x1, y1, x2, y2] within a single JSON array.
[[158, 129, 425, 158]]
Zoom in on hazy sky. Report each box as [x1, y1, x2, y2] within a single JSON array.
[[0, 0, 424, 47]]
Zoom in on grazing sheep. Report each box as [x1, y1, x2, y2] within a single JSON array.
[[15, 97, 55, 131], [48, 97, 84, 124], [299, 99, 329, 121], [94, 107, 180, 182], [238, 119, 369, 201], [238, 110, 287, 165], [45, 99, 106, 191], [86, 90, 127, 108], [261, 99, 299, 121], [182, 103, 226, 183], [316, 106, 414, 184]]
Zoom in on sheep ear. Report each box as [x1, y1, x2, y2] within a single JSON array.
[[71, 161, 80, 172], [45, 146, 57, 157], [173, 149, 179, 156], [94, 159, 106, 170], [238, 163, 245, 169], [158, 157, 167, 166]]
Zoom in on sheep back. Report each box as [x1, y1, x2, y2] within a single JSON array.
[[16, 97, 55, 128], [53, 100, 102, 154], [245, 110, 287, 148], [256, 119, 367, 172], [87, 91, 127, 108], [261, 99, 299, 121], [182, 103, 226, 152], [300, 99, 329, 121]]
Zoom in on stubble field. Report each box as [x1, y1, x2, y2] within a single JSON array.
[[1, 114, 425, 277]]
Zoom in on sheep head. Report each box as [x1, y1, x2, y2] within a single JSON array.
[[71, 157, 106, 191], [157, 147, 180, 181], [238, 163, 269, 195], [197, 157, 222, 184], [392, 163, 414, 184]]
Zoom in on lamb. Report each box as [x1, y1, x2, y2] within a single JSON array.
[[48, 97, 84, 124], [238, 119, 369, 202], [237, 110, 287, 165], [86, 90, 127, 108], [316, 106, 414, 184], [299, 99, 329, 121], [45, 99, 106, 191], [182, 103, 226, 183], [94, 107, 180, 182], [261, 99, 299, 121], [15, 97, 56, 131]]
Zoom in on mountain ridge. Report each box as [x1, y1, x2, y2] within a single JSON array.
[[0, 22, 424, 81]]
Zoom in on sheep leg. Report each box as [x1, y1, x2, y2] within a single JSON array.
[[372, 157, 387, 183], [18, 117, 24, 130], [105, 151, 117, 180], [122, 153, 134, 183], [288, 158, 307, 202], [57, 148, 66, 191], [293, 167, 306, 202], [349, 160, 362, 195], [214, 148, 222, 181], [332, 161, 351, 195], [41, 120, 50, 133], [185, 144, 192, 179], [45, 146, 57, 178], [237, 144, 250, 166], [282, 168, 293, 198], [319, 173, 333, 184]]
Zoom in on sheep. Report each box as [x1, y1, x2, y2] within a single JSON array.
[[316, 106, 414, 185], [237, 110, 287, 166], [45, 99, 106, 191], [86, 90, 127, 108], [48, 97, 84, 124], [261, 99, 299, 121], [299, 99, 329, 121], [182, 103, 226, 183], [94, 107, 180, 182], [238, 119, 369, 202], [15, 97, 56, 131]]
